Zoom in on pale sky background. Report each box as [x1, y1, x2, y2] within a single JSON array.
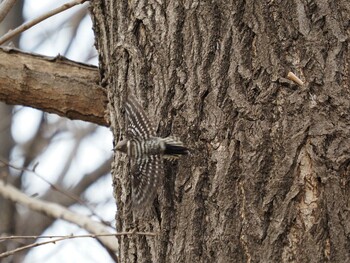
[[9, 1, 116, 262]]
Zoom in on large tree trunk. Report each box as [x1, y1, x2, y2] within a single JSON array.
[[90, 1, 350, 262]]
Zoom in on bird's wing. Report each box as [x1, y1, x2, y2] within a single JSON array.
[[125, 95, 156, 139], [130, 154, 163, 209]]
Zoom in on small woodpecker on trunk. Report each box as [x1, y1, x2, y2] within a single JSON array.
[[116, 94, 189, 210]]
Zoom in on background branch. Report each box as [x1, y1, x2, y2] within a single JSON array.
[[0, 156, 113, 228], [0, 0, 87, 45], [0, 232, 156, 259], [0, 179, 118, 252], [0, 0, 17, 23]]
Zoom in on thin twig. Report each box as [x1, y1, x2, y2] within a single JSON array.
[[0, 232, 157, 241], [0, 237, 68, 258], [0, 232, 156, 259], [0, 0, 88, 45], [0, 0, 17, 23], [287, 72, 304, 86]]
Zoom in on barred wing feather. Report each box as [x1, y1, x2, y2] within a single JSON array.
[[125, 95, 156, 139], [131, 155, 163, 209]]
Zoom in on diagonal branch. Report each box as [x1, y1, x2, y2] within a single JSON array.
[[0, 179, 118, 252], [0, 0, 88, 45], [0, 47, 109, 126], [0, 0, 17, 23]]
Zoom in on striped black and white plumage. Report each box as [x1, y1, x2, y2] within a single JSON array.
[[116, 95, 189, 210]]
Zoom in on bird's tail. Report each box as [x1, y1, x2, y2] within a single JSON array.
[[163, 137, 189, 159]]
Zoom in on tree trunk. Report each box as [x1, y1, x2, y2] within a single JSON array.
[[90, 1, 350, 262]]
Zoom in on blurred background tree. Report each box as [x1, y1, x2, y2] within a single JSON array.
[[0, 1, 114, 262]]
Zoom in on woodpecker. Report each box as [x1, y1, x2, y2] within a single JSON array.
[[116, 94, 189, 210]]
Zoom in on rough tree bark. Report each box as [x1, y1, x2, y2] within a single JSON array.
[[90, 0, 349, 262]]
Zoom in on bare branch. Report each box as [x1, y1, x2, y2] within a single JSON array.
[[0, 237, 69, 259], [0, 179, 118, 253], [1, 232, 157, 241], [0, 47, 108, 126], [0, 0, 88, 45], [0, 232, 156, 259], [0, 158, 110, 226], [0, 0, 17, 23]]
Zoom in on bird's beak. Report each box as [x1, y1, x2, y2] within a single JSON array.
[[116, 139, 128, 153]]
